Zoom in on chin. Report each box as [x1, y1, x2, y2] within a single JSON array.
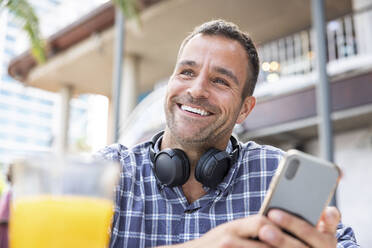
[[166, 117, 213, 144], [173, 129, 210, 145]]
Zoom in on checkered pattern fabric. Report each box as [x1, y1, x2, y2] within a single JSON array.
[[97, 139, 359, 248]]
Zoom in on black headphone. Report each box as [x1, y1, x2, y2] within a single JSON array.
[[149, 131, 240, 189]]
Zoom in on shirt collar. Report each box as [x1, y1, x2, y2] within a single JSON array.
[[214, 141, 241, 193]]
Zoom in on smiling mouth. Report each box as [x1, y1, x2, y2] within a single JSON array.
[[179, 104, 212, 116]]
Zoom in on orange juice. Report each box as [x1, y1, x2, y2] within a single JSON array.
[[9, 195, 113, 248]]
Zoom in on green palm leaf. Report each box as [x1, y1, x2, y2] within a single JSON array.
[[1, 0, 46, 64], [112, 0, 141, 26]]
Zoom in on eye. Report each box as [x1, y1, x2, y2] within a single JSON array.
[[212, 77, 229, 86], [180, 69, 194, 77]]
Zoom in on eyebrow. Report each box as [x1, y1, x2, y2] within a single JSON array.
[[178, 60, 197, 67], [214, 66, 239, 86]]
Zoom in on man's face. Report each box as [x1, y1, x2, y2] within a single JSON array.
[[164, 34, 255, 147]]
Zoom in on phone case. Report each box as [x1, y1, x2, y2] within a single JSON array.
[[259, 149, 341, 226]]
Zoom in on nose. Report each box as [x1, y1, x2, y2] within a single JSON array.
[[186, 73, 210, 98]]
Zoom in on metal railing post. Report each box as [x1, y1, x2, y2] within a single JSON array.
[[311, 0, 336, 206]]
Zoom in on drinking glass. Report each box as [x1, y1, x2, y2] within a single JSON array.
[[9, 155, 119, 248]]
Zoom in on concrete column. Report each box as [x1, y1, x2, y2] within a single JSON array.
[[107, 99, 115, 145], [353, 0, 372, 54], [111, 8, 125, 143], [119, 55, 140, 138], [55, 85, 73, 154]]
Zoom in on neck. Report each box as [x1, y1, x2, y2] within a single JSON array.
[[181, 173, 205, 203], [160, 129, 231, 204], [161, 130, 203, 168], [161, 128, 230, 165]]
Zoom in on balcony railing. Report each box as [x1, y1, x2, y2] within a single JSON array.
[[256, 6, 372, 94]]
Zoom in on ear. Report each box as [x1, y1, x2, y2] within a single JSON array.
[[236, 96, 256, 124]]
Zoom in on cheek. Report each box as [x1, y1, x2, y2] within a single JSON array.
[[167, 79, 186, 95], [164, 95, 174, 113], [165, 83, 183, 108], [214, 92, 241, 111]]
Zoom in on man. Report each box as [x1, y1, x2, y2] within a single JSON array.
[[99, 20, 358, 247]]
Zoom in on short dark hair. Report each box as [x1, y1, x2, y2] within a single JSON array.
[[178, 19, 259, 99]]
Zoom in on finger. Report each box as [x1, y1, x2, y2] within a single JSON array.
[[268, 209, 321, 246], [258, 224, 309, 248], [224, 215, 272, 238], [220, 235, 272, 248], [317, 206, 340, 234]]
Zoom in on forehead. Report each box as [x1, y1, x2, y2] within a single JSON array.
[[178, 34, 248, 84]]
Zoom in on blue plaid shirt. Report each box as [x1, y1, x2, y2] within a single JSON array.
[[98, 139, 359, 248]]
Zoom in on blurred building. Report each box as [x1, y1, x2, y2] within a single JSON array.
[[0, 0, 62, 162], [0, 0, 110, 162], [7, 0, 372, 246]]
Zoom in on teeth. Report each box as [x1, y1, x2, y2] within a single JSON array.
[[181, 105, 210, 116]]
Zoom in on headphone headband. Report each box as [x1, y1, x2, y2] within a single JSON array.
[[150, 131, 240, 162], [149, 131, 240, 188], [150, 131, 164, 163]]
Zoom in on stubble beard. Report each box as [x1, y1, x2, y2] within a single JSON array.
[[164, 102, 236, 148]]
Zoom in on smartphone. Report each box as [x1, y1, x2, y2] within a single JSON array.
[[259, 149, 341, 227]]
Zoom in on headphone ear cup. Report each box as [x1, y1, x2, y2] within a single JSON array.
[[195, 149, 231, 188], [154, 148, 190, 187]]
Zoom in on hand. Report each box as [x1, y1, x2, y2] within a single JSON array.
[[258, 207, 341, 248], [184, 215, 273, 248]]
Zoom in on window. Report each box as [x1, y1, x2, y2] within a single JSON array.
[[4, 48, 15, 57], [18, 93, 31, 101], [0, 132, 9, 140], [0, 119, 10, 125], [7, 20, 18, 29], [38, 111, 52, 119], [5, 34, 15, 42], [15, 121, 29, 129], [35, 125, 51, 132], [48, 0, 61, 5], [1, 74, 15, 83], [16, 107, 30, 115], [34, 139, 50, 147], [14, 135, 28, 143], [0, 89, 12, 96], [0, 104, 10, 110], [37, 98, 53, 106]]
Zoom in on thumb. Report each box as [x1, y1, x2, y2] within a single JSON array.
[[317, 206, 341, 234]]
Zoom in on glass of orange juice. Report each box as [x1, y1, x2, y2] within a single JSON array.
[[9, 155, 119, 248]]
